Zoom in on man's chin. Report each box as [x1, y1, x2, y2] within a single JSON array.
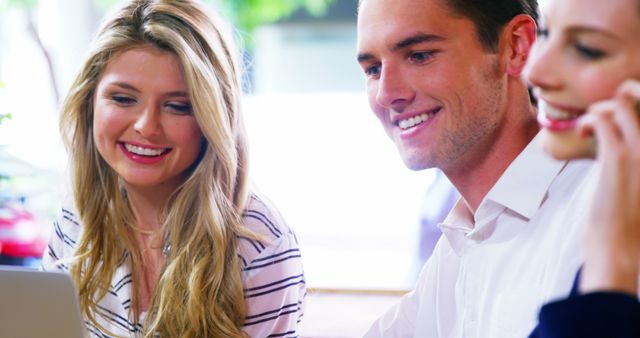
[[400, 154, 436, 171]]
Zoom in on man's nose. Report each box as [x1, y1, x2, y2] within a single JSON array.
[[375, 64, 415, 111]]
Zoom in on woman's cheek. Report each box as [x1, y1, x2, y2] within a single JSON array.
[[578, 65, 629, 105]]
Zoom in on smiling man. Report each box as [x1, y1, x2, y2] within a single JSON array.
[[356, 0, 598, 337]]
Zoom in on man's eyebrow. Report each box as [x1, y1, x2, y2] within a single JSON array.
[[357, 53, 375, 63], [357, 33, 445, 63], [392, 33, 445, 52]]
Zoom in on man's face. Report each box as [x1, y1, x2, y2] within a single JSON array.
[[357, 0, 509, 172]]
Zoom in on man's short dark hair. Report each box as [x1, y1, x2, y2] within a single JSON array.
[[445, 0, 538, 52]]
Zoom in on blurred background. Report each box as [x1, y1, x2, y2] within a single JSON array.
[[0, 0, 457, 335]]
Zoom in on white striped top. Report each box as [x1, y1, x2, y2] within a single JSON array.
[[42, 193, 306, 338]]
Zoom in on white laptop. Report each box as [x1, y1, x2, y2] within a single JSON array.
[[0, 266, 86, 338]]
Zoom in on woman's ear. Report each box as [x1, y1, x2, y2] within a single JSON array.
[[500, 14, 537, 77]]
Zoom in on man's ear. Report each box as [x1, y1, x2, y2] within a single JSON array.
[[499, 14, 537, 77]]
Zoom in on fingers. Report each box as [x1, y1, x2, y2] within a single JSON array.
[[614, 79, 640, 143], [588, 104, 621, 161], [616, 79, 640, 106], [577, 79, 640, 160], [580, 79, 640, 295]]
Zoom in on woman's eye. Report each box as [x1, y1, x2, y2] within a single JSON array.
[[574, 43, 606, 60], [409, 51, 434, 63], [111, 95, 136, 105], [166, 102, 192, 114]]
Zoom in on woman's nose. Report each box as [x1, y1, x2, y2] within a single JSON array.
[[133, 105, 162, 137], [524, 38, 564, 91]]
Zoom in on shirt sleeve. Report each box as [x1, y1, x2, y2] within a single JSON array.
[[363, 252, 440, 338], [362, 288, 420, 338], [41, 205, 78, 272], [41, 219, 62, 271], [239, 195, 306, 338]]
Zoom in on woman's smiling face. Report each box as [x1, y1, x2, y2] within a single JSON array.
[[92, 45, 204, 193], [525, 0, 640, 159]]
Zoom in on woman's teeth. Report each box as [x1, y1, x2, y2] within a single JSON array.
[[399, 112, 434, 130], [124, 143, 166, 156], [541, 103, 575, 120]]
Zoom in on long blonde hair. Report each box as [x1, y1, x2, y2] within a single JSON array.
[[59, 1, 253, 336]]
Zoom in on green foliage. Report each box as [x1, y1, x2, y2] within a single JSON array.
[[0, 81, 8, 126], [92, 0, 119, 11], [0, 113, 11, 125], [5, 0, 339, 32], [217, 0, 336, 32], [92, 0, 336, 33], [5, 0, 38, 9]]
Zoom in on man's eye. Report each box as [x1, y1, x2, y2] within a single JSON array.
[[166, 102, 192, 114], [111, 95, 135, 105], [365, 64, 381, 77], [574, 43, 606, 60], [409, 51, 434, 63]]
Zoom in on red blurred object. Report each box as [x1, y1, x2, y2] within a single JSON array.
[[0, 205, 48, 258]]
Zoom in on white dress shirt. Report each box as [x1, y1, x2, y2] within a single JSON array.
[[365, 134, 597, 338]]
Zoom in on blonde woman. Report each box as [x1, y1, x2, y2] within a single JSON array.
[[42, 1, 305, 337], [525, 0, 640, 336]]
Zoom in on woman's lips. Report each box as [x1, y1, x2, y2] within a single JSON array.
[[537, 100, 585, 132], [118, 142, 171, 165], [537, 110, 578, 131]]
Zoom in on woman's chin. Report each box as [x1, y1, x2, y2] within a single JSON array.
[[540, 128, 596, 160]]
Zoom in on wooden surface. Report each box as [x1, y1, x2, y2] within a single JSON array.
[[299, 288, 407, 338]]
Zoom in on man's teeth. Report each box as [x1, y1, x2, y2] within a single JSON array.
[[124, 143, 165, 156], [399, 112, 434, 130]]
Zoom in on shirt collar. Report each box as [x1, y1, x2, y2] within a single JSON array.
[[484, 132, 567, 221], [439, 132, 568, 255], [439, 197, 474, 254]]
